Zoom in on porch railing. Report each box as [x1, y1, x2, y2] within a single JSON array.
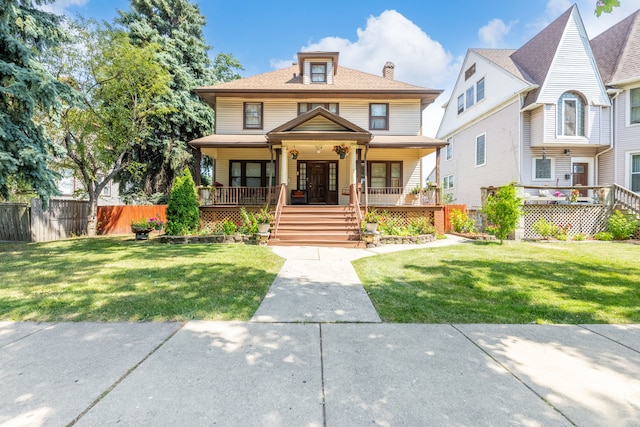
[[197, 186, 279, 207], [272, 183, 287, 238], [350, 184, 363, 225], [362, 187, 440, 206]]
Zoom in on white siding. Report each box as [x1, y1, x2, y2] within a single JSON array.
[[214, 97, 421, 135], [440, 101, 521, 208], [537, 9, 610, 107], [614, 89, 640, 186], [529, 106, 544, 146], [437, 50, 529, 139]]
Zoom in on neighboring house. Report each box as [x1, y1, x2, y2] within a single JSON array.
[[590, 9, 640, 193], [437, 5, 614, 208], [189, 51, 446, 243], [56, 168, 124, 206]]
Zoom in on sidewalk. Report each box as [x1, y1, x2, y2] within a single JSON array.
[[1, 237, 639, 426], [1, 322, 639, 426]]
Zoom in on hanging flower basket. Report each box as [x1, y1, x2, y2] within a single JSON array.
[[333, 144, 350, 159], [289, 149, 299, 159]]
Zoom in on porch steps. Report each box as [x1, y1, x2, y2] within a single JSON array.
[[269, 205, 364, 248]]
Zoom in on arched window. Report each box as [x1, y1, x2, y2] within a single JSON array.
[[557, 92, 586, 136]]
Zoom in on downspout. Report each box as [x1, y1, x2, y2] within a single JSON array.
[[364, 143, 369, 209], [268, 144, 274, 207], [595, 88, 621, 185]]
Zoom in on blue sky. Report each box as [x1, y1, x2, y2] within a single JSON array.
[[45, 0, 639, 136]]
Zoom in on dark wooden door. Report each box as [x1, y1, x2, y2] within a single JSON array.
[[308, 162, 328, 204], [572, 162, 588, 195]]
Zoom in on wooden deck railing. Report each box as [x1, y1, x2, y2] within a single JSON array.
[[350, 184, 363, 225], [612, 184, 640, 216], [197, 186, 279, 207]]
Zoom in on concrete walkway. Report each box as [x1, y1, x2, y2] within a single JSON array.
[[252, 234, 468, 323], [1, 237, 640, 426]]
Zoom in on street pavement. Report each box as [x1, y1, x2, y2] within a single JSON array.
[[1, 236, 639, 426]]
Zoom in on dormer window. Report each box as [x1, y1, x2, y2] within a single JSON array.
[[311, 63, 327, 83]]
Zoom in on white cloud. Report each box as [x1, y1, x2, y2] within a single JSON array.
[[39, 0, 88, 15], [478, 18, 516, 48], [273, 10, 455, 89]]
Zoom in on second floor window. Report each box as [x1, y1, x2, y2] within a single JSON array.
[[476, 78, 485, 102], [446, 139, 453, 160], [631, 88, 640, 125], [558, 92, 585, 136], [311, 63, 327, 83], [298, 103, 338, 115], [244, 102, 263, 129], [370, 103, 389, 130], [457, 94, 464, 114], [466, 86, 475, 109]]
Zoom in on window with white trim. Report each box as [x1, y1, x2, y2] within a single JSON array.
[[557, 92, 585, 136], [631, 153, 640, 192], [443, 175, 454, 190], [532, 158, 555, 181], [446, 138, 453, 160], [466, 86, 475, 109], [630, 88, 640, 125], [475, 133, 486, 167], [457, 94, 464, 114], [476, 78, 485, 102]]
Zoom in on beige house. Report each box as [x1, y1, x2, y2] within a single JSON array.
[[190, 51, 446, 245]]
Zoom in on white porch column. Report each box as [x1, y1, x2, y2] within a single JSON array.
[[279, 145, 288, 185]]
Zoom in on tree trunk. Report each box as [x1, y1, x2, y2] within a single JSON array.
[[87, 193, 98, 237]]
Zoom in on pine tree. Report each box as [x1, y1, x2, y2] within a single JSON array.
[[165, 168, 200, 235], [0, 0, 69, 202], [116, 0, 243, 197]]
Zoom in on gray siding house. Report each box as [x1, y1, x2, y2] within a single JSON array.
[[437, 5, 640, 208]]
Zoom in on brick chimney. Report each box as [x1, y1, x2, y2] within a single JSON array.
[[382, 61, 395, 80]]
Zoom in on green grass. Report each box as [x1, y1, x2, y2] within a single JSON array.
[[0, 236, 284, 322], [353, 241, 640, 324]]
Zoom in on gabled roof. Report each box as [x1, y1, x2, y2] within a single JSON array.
[[471, 49, 534, 84], [510, 6, 574, 106], [194, 65, 442, 107], [591, 9, 640, 85], [267, 107, 372, 144]]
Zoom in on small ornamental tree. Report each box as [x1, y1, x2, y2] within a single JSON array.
[[481, 182, 523, 244], [165, 169, 200, 235]]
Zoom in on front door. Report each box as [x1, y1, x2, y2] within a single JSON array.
[[572, 162, 588, 196], [308, 162, 328, 203], [299, 161, 338, 204]]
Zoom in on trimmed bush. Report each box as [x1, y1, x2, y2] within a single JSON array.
[[607, 210, 639, 240], [165, 168, 200, 235]]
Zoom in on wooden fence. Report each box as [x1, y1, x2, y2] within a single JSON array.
[[0, 200, 167, 241], [0, 203, 31, 241], [97, 205, 167, 235], [443, 204, 467, 232]]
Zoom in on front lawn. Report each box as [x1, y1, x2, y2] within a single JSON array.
[[0, 236, 284, 321], [353, 241, 640, 324]]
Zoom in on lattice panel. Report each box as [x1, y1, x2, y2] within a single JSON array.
[[200, 208, 261, 232], [523, 205, 609, 239], [375, 209, 434, 228]]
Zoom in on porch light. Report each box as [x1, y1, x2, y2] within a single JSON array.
[[564, 149, 570, 156], [315, 145, 323, 153]]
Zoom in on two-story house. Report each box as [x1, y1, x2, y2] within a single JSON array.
[[590, 9, 640, 193], [437, 5, 613, 208], [189, 51, 446, 245]]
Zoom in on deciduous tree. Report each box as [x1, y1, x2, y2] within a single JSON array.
[[116, 0, 242, 198], [48, 22, 171, 235]]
